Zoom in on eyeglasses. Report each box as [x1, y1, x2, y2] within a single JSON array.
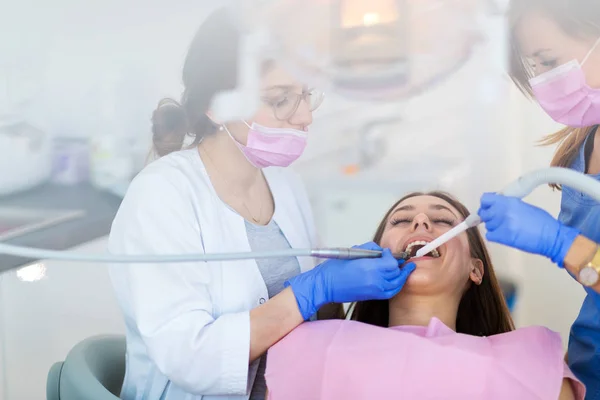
[[261, 88, 325, 121]]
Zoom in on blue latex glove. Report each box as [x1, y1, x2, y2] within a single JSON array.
[[478, 193, 580, 267], [285, 242, 416, 320]]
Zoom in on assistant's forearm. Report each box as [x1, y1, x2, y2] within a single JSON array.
[[563, 235, 600, 293], [249, 287, 304, 362]]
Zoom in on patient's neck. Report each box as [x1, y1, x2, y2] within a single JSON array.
[[388, 293, 460, 331]]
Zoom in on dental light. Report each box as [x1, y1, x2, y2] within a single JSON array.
[[212, 0, 486, 121], [260, 0, 410, 100]]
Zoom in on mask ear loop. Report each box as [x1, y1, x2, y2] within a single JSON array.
[[581, 37, 600, 66], [221, 123, 253, 149], [221, 124, 239, 144]]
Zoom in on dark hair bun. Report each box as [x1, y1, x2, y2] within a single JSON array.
[[150, 6, 240, 157], [151, 99, 189, 156]]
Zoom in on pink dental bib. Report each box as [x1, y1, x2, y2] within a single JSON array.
[[265, 318, 585, 399]]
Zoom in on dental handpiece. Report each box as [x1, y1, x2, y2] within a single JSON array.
[[311, 248, 410, 261]]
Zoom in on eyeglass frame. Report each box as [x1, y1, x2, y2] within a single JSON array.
[[260, 87, 325, 121]]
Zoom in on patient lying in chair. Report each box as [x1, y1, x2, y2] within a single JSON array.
[[265, 191, 585, 400]]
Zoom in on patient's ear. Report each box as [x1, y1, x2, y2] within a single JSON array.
[[469, 259, 484, 285]]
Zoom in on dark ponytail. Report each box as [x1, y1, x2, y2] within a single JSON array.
[[151, 6, 240, 157], [151, 99, 189, 157]]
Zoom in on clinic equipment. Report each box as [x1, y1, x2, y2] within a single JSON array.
[[416, 167, 600, 258]]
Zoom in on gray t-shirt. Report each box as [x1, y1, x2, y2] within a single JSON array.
[[246, 219, 301, 400]]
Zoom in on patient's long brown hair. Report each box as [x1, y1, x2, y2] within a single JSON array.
[[350, 192, 515, 336]]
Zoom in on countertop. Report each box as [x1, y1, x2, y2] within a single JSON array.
[[0, 183, 122, 272]]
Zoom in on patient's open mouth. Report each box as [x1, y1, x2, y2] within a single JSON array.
[[404, 240, 440, 258]]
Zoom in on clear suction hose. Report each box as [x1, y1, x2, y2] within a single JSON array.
[[415, 167, 600, 258]]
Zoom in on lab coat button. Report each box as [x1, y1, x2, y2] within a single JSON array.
[[259, 298, 266, 304]]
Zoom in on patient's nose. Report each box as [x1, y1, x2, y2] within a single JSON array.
[[411, 214, 432, 232]]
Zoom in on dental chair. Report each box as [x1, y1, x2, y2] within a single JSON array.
[[47, 335, 126, 400], [499, 278, 518, 313]]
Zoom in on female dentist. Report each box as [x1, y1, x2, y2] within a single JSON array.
[[476, 0, 600, 398], [107, 7, 415, 400]]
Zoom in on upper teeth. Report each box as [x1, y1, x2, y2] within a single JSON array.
[[405, 241, 440, 258]]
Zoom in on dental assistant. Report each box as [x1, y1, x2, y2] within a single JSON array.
[[107, 7, 415, 400], [477, 1, 600, 398]]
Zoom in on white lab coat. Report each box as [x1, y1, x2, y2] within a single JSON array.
[[108, 148, 318, 400]]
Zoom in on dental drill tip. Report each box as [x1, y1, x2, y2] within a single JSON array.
[[394, 252, 409, 261]]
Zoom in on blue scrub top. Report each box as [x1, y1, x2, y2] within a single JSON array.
[[558, 127, 600, 399]]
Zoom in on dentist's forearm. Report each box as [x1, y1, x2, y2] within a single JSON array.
[[248, 287, 304, 363], [563, 235, 600, 293]]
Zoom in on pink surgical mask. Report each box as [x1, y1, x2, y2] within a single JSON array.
[[529, 38, 600, 127], [224, 122, 308, 169]]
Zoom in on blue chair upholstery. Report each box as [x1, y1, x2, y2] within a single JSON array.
[[499, 278, 518, 313], [46, 335, 126, 400]]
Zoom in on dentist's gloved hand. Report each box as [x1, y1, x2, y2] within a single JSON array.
[[285, 242, 416, 320], [478, 193, 580, 267]]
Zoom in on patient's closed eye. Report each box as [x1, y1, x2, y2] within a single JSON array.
[[435, 218, 455, 226], [390, 217, 455, 226]]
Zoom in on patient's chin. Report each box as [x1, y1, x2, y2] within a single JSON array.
[[401, 258, 470, 297], [402, 268, 439, 292]]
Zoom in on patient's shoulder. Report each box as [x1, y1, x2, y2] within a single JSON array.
[[489, 325, 562, 351], [486, 326, 577, 397], [488, 326, 564, 363]]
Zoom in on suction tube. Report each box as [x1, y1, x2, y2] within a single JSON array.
[[472, 167, 600, 227], [476, 167, 600, 226], [500, 167, 600, 198], [416, 167, 600, 258]]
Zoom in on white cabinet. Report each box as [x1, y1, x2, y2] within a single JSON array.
[[0, 236, 125, 400]]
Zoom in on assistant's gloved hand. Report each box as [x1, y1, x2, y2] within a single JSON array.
[[285, 242, 416, 320], [478, 193, 580, 267]]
